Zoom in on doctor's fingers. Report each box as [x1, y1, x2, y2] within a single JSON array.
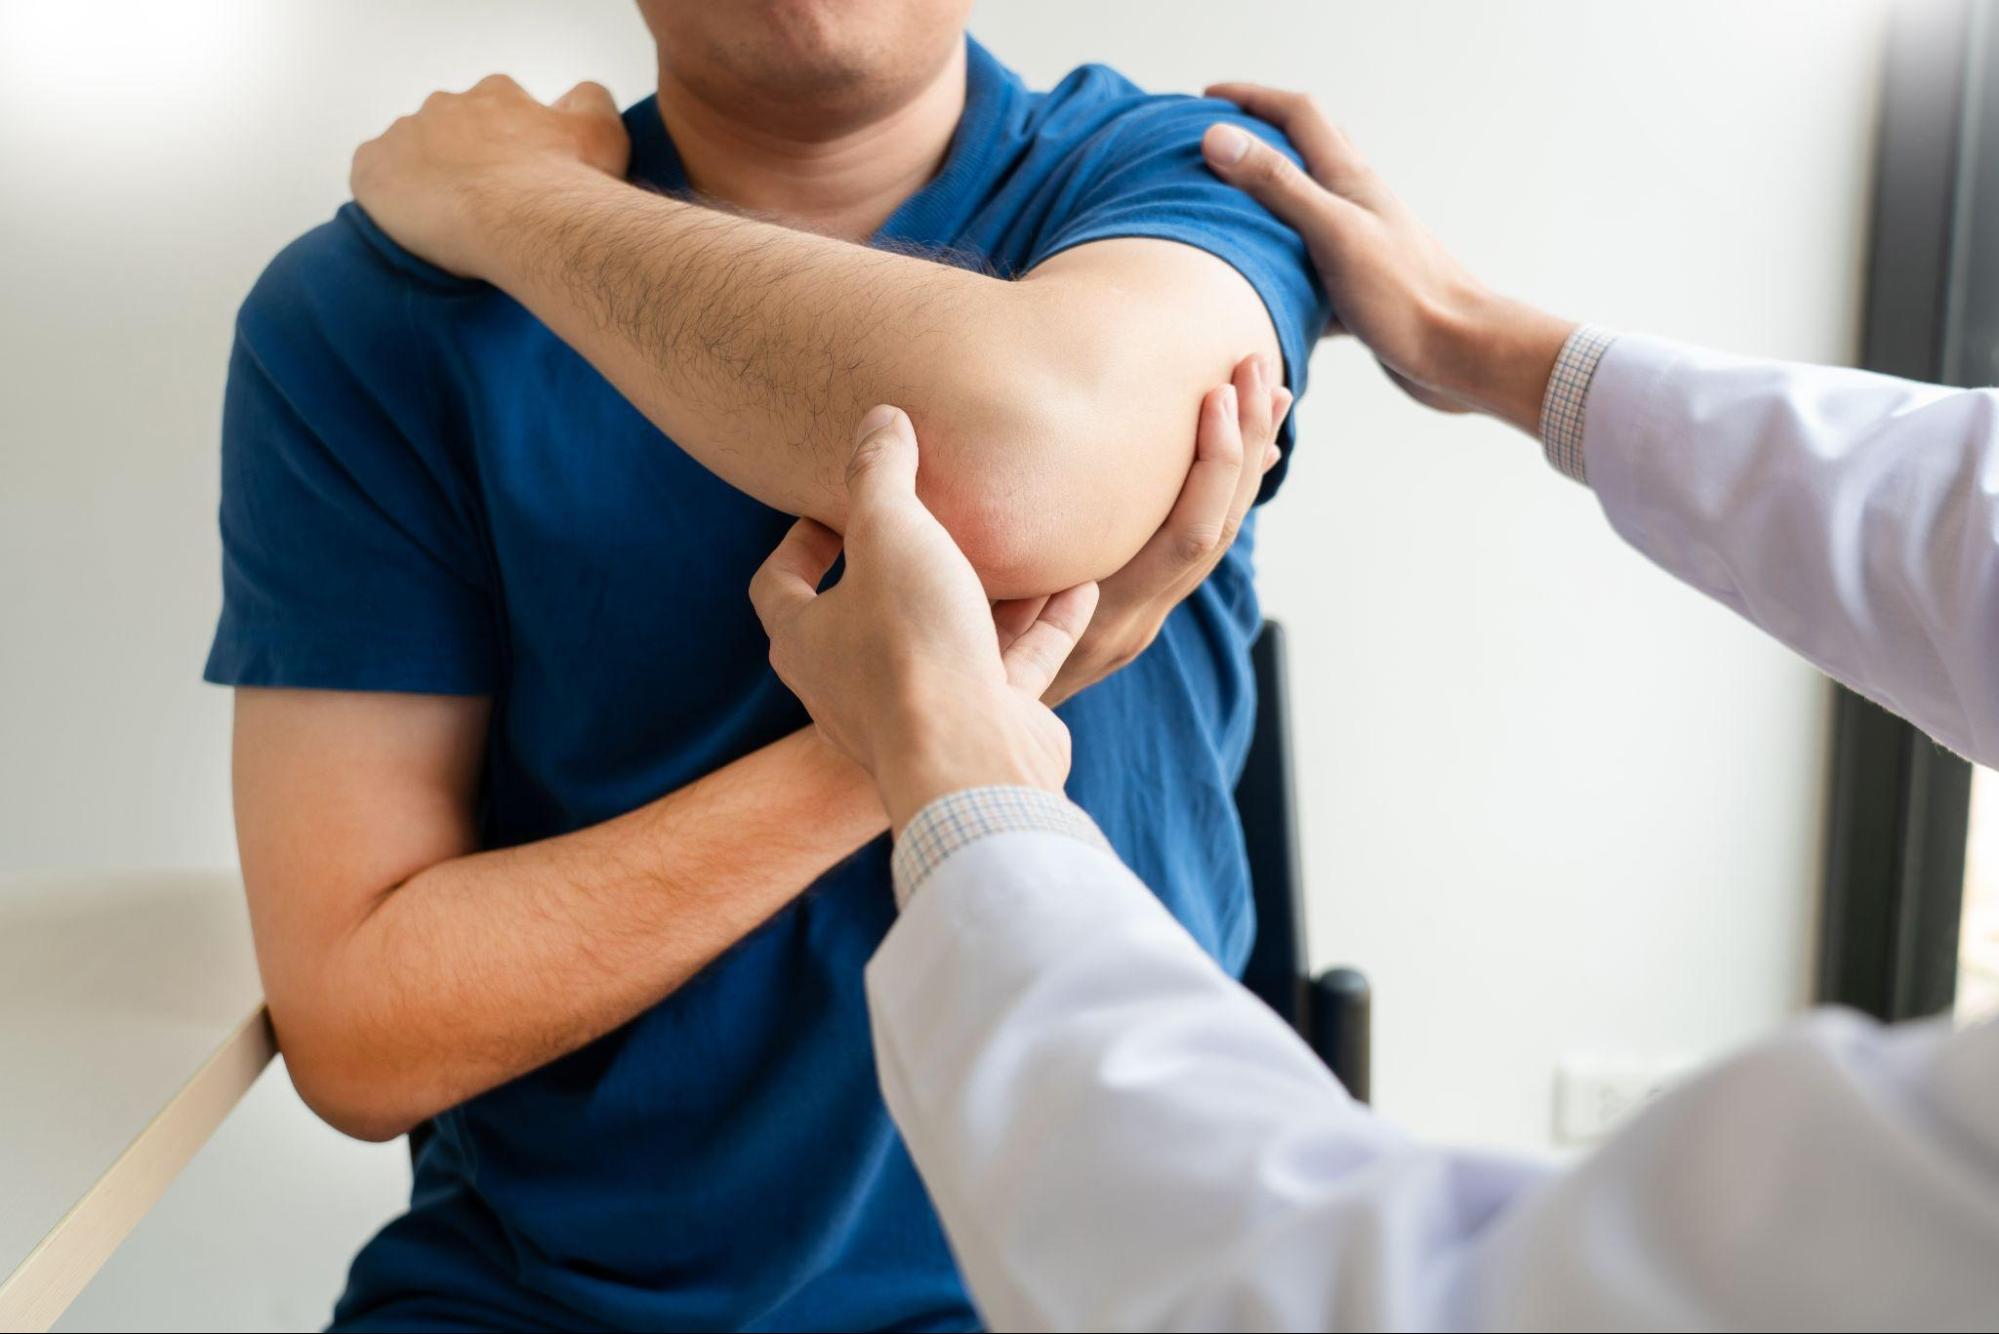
[[1202, 128, 1370, 254], [1204, 84, 1378, 203]]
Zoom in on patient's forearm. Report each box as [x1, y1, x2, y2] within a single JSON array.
[[484, 167, 1012, 521], [473, 167, 1274, 595], [271, 729, 883, 1140]]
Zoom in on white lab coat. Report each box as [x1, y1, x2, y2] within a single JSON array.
[[865, 335, 1999, 1331]]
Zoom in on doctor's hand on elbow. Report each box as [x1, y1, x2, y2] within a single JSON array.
[[1024, 354, 1289, 706], [750, 406, 1099, 834], [1201, 85, 1576, 436]]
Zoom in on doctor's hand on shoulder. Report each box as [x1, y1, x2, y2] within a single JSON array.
[[1204, 82, 1999, 765], [1200, 84, 1575, 435]]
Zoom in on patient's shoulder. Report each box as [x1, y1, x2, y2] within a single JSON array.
[[1023, 61, 1162, 142], [227, 203, 501, 463], [237, 202, 489, 366], [1027, 62, 1237, 149]]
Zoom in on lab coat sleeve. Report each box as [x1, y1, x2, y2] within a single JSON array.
[[1465, 1007, 1999, 1330], [1582, 336, 1999, 763], [866, 828, 1551, 1332], [868, 825, 1999, 1331]]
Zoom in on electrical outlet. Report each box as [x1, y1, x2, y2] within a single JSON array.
[[1554, 1053, 1695, 1146]]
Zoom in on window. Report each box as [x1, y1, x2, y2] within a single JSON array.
[[1961, 768, 1999, 1021], [1819, 0, 1993, 1023]]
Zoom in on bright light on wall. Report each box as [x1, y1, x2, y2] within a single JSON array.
[[0, 0, 268, 143]]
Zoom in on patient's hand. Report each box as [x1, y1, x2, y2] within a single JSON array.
[[750, 407, 1099, 833], [1014, 353, 1288, 705], [350, 75, 629, 280]]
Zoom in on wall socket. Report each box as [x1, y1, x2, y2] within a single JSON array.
[[1553, 1053, 1697, 1146]]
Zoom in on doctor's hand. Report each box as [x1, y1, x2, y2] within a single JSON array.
[[351, 75, 628, 280], [750, 407, 1099, 834], [1202, 84, 1576, 435], [1016, 354, 1289, 706]]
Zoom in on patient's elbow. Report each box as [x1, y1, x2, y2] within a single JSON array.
[[929, 483, 1073, 599], [912, 372, 1153, 599], [272, 1008, 425, 1143]]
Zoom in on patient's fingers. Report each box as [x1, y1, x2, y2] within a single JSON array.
[[1002, 583, 1100, 697], [1236, 355, 1274, 478], [1257, 378, 1291, 472], [1176, 381, 1248, 563], [993, 595, 1049, 652], [749, 518, 841, 633], [554, 81, 618, 118], [1267, 389, 1295, 472], [1108, 379, 1249, 600], [468, 73, 528, 99], [1213, 358, 1275, 573]]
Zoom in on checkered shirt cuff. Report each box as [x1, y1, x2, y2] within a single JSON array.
[[1539, 325, 1620, 484], [891, 786, 1111, 908]]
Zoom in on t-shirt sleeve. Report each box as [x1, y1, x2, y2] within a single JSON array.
[[1027, 95, 1334, 499], [204, 216, 500, 695]]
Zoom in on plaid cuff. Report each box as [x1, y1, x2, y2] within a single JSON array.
[[891, 786, 1112, 908], [1539, 325, 1620, 484]]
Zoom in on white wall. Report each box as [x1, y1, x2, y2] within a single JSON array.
[[0, 1, 1886, 1328], [982, 0, 1883, 1151]]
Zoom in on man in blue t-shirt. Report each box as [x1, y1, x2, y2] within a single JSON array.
[[210, 3, 1327, 1328]]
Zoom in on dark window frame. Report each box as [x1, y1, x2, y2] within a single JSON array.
[[1818, 0, 1987, 1020]]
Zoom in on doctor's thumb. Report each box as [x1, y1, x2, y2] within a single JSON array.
[[846, 405, 921, 512], [1202, 125, 1326, 229]]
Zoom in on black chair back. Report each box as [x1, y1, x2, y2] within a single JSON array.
[[1234, 620, 1371, 1102], [1236, 621, 1309, 1025]]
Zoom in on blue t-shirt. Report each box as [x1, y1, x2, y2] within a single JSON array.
[[207, 38, 1327, 1334]]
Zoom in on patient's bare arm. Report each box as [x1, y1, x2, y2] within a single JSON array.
[[234, 686, 883, 1142], [350, 78, 1283, 598]]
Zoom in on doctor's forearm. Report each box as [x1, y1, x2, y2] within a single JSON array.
[[1410, 290, 1999, 763], [1423, 292, 1576, 433], [870, 799, 1999, 1330], [869, 823, 1555, 1332], [869, 809, 1526, 1332], [1560, 333, 1999, 765]]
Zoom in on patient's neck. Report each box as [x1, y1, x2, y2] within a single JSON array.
[[657, 44, 967, 243]]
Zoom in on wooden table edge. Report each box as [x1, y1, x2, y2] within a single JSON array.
[[0, 1005, 276, 1333]]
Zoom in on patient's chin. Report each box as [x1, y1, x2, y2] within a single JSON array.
[[715, 34, 943, 129], [742, 47, 881, 108], [650, 0, 967, 139]]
